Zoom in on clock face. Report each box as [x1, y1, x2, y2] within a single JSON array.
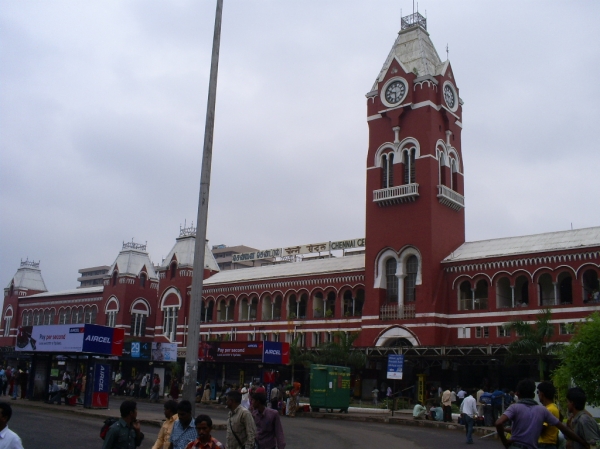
[[385, 81, 406, 105], [444, 84, 455, 109]]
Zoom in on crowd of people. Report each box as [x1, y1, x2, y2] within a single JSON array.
[[0, 366, 28, 400], [103, 379, 290, 449], [412, 380, 599, 448]]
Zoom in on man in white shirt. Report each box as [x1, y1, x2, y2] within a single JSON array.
[[459, 390, 478, 444], [0, 402, 24, 449]]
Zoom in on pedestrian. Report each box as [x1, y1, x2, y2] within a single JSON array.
[[476, 386, 485, 418], [450, 388, 457, 406], [269, 384, 280, 411], [150, 374, 161, 403], [152, 400, 179, 449], [287, 382, 300, 417], [140, 373, 148, 399], [536, 381, 560, 449], [185, 414, 223, 449], [170, 379, 180, 400], [371, 387, 379, 406], [0, 367, 5, 397], [169, 400, 197, 449], [495, 379, 588, 449], [201, 383, 211, 404], [412, 401, 427, 420], [442, 387, 453, 422], [251, 392, 286, 449], [10, 370, 18, 401], [566, 387, 600, 449], [459, 389, 478, 444], [240, 384, 250, 409], [102, 400, 144, 449], [0, 401, 24, 449], [491, 386, 504, 423], [226, 390, 256, 449], [457, 386, 466, 407]]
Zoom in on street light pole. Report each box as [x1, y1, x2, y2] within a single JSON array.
[[182, 0, 223, 413]]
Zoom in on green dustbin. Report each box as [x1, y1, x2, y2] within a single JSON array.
[[309, 364, 351, 413]]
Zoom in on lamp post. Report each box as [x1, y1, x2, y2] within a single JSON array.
[[182, 0, 224, 413]]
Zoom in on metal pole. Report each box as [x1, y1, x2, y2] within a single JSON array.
[[182, 0, 223, 412]]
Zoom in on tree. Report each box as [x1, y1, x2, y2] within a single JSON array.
[[288, 334, 313, 383], [313, 331, 367, 372], [504, 308, 559, 381], [552, 312, 600, 407]]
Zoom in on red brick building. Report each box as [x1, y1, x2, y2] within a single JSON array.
[[2, 13, 599, 391]]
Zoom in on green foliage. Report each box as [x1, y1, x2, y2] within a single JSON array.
[[313, 331, 367, 372], [504, 309, 559, 380], [288, 334, 314, 383], [552, 312, 600, 407]]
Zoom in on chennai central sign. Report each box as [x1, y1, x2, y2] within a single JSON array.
[[231, 238, 365, 263]]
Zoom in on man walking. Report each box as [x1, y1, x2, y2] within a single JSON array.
[[495, 379, 589, 449], [0, 402, 23, 449], [226, 390, 256, 449], [460, 389, 478, 444], [566, 387, 600, 449], [152, 400, 178, 449], [251, 392, 285, 449], [269, 384, 280, 411], [102, 400, 144, 449], [169, 400, 197, 449]]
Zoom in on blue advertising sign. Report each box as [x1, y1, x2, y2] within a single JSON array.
[[263, 341, 283, 364], [387, 354, 404, 379], [93, 363, 111, 393], [82, 324, 115, 355]]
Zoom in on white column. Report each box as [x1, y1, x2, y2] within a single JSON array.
[[511, 286, 515, 308], [553, 282, 558, 306]]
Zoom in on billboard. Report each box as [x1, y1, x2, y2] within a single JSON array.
[[15, 324, 124, 355], [122, 341, 152, 359], [197, 341, 289, 364], [151, 342, 177, 361]]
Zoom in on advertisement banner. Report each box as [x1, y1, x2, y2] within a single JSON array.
[[15, 325, 85, 352], [123, 341, 152, 359], [151, 342, 177, 361], [387, 354, 404, 379], [82, 324, 124, 356], [15, 324, 124, 355], [91, 363, 110, 408], [198, 342, 264, 363], [263, 341, 290, 365]]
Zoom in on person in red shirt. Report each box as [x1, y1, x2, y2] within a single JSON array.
[[185, 415, 223, 449]]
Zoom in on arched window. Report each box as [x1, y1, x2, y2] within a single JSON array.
[[105, 298, 119, 327], [474, 280, 488, 310], [450, 158, 459, 191], [582, 269, 599, 303], [170, 262, 177, 279], [325, 291, 336, 318], [58, 308, 70, 325], [163, 305, 179, 340], [439, 152, 447, 186], [382, 152, 394, 188], [112, 271, 118, 286], [385, 258, 398, 303], [557, 272, 573, 305], [131, 300, 149, 337], [3, 307, 13, 337], [43, 309, 55, 325], [84, 305, 97, 324], [140, 272, 147, 288], [71, 306, 84, 324], [403, 148, 416, 184], [458, 281, 472, 310], [496, 277, 511, 308], [22, 310, 33, 327], [538, 273, 555, 306], [404, 255, 418, 302], [343, 289, 364, 317], [515, 276, 529, 306], [312, 292, 324, 318], [201, 301, 214, 323]]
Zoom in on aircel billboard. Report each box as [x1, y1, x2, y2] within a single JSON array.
[[15, 324, 124, 355]]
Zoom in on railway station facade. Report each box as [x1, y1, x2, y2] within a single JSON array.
[[2, 13, 599, 396]]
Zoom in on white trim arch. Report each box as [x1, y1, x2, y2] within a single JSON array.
[[398, 246, 423, 286], [374, 246, 422, 307], [374, 248, 399, 289], [375, 326, 420, 347], [105, 296, 120, 313], [130, 298, 151, 315], [160, 287, 182, 309], [374, 143, 396, 168]]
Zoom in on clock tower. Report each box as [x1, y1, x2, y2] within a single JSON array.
[[362, 13, 466, 346]]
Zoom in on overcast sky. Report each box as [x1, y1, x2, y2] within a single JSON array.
[[1, 0, 599, 293]]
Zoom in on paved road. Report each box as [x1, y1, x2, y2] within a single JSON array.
[[9, 401, 500, 449]]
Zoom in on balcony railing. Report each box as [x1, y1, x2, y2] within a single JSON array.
[[437, 185, 465, 211], [373, 183, 419, 206], [380, 303, 416, 320]]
